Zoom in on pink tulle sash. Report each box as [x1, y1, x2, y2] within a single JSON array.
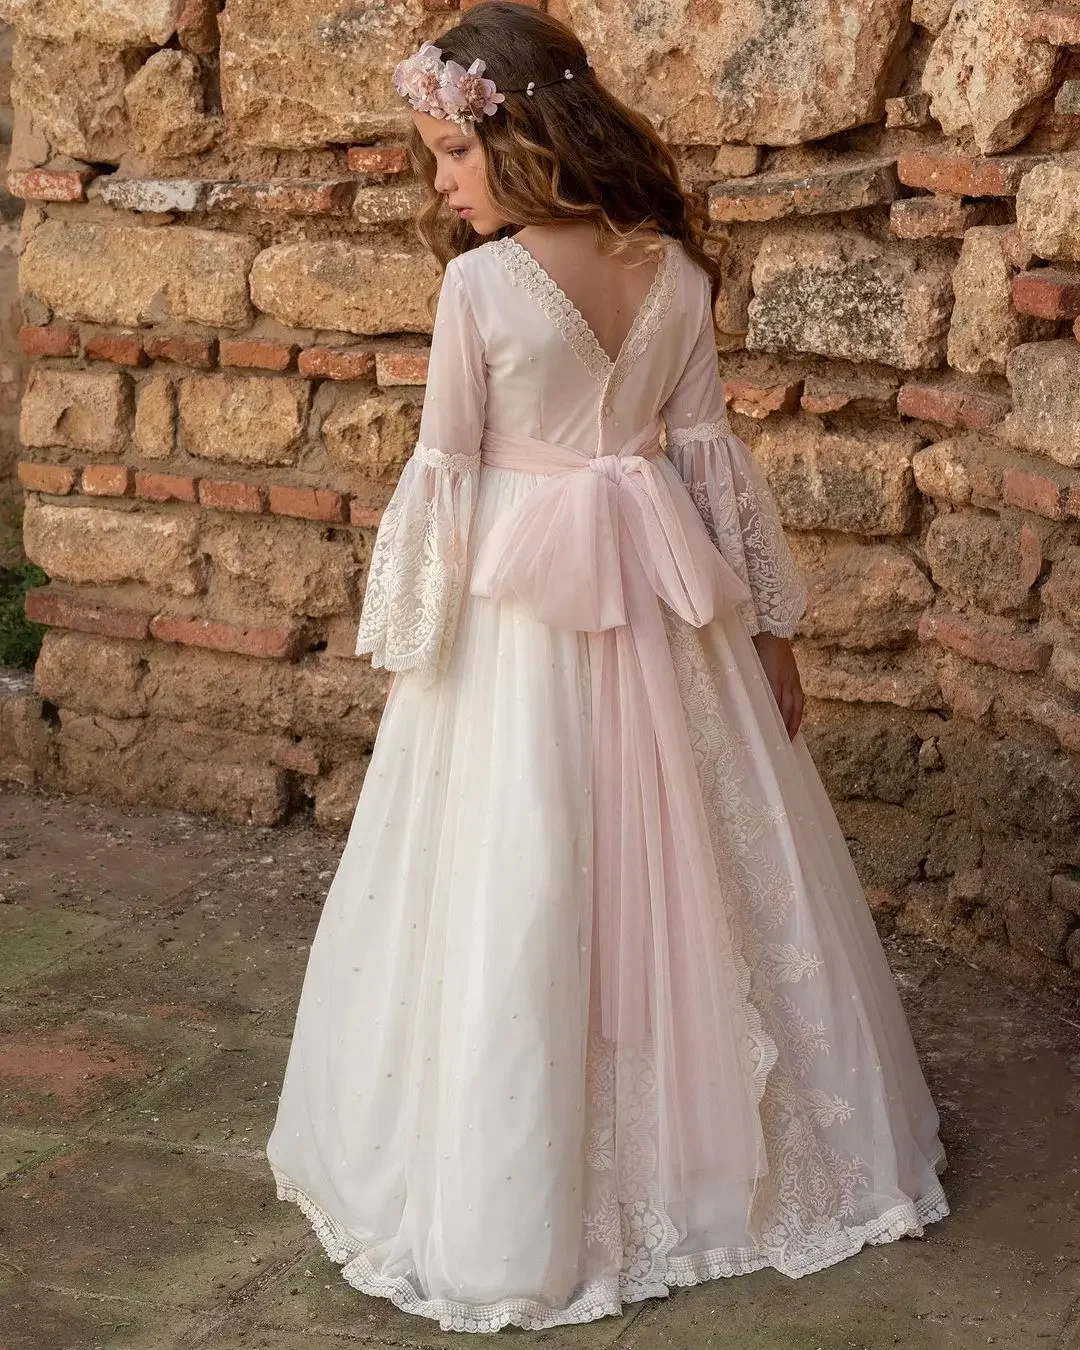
[[471, 422, 773, 1225]]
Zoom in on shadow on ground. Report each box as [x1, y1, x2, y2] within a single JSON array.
[[1, 783, 1078, 1350]]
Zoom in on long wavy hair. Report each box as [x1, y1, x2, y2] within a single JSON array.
[[404, 2, 726, 307]]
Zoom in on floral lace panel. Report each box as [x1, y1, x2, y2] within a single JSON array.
[[355, 445, 478, 682], [666, 426, 808, 639]]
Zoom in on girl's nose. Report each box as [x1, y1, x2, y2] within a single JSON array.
[[434, 161, 455, 196]]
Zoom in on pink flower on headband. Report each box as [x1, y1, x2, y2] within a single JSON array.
[[441, 58, 504, 122], [392, 43, 505, 129], [392, 42, 446, 120]]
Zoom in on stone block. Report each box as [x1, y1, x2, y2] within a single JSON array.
[[1043, 547, 1080, 630], [177, 375, 309, 466], [795, 644, 943, 709], [948, 227, 1055, 375], [10, 37, 141, 162], [20, 369, 131, 455], [134, 376, 176, 459], [123, 49, 221, 159], [885, 93, 933, 128], [889, 195, 990, 241], [922, 0, 1059, 154], [554, 0, 910, 146], [751, 417, 921, 534], [198, 514, 360, 618], [97, 176, 205, 213], [352, 182, 427, 225], [1002, 340, 1080, 467], [0, 0, 182, 44], [218, 0, 413, 148], [707, 157, 898, 223], [924, 510, 1044, 614], [22, 501, 202, 595], [799, 371, 899, 415], [1021, 4, 1080, 43], [799, 545, 934, 649], [1016, 164, 1080, 261], [250, 242, 439, 336], [746, 230, 954, 370], [321, 388, 420, 481], [20, 221, 258, 329], [912, 436, 1006, 507]]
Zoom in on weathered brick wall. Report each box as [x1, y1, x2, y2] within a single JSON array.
[[2, 0, 1080, 993]]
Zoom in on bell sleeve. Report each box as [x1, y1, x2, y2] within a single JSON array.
[[355, 258, 486, 683], [662, 290, 807, 640]]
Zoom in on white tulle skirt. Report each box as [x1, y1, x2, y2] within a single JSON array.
[[266, 465, 950, 1333]]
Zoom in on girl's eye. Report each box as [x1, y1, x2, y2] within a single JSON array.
[[448, 147, 468, 159]]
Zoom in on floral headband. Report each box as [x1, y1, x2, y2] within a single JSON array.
[[392, 41, 591, 131]]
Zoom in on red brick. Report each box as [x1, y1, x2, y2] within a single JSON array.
[[134, 470, 198, 503], [149, 614, 305, 659], [267, 484, 349, 522], [800, 373, 898, 415], [1013, 269, 1080, 320], [17, 462, 77, 495], [85, 332, 147, 366], [5, 168, 95, 202], [206, 181, 356, 215], [24, 586, 151, 640], [889, 195, 989, 240], [897, 382, 1010, 430], [219, 338, 297, 371], [298, 346, 376, 380], [197, 479, 266, 513], [346, 146, 411, 174], [1002, 465, 1070, 520], [82, 464, 134, 497], [722, 374, 803, 419], [896, 149, 1047, 197], [375, 349, 430, 386], [1020, 4, 1080, 42], [144, 334, 217, 369], [19, 325, 79, 358], [176, 0, 218, 53], [349, 501, 385, 527], [919, 607, 1052, 674]]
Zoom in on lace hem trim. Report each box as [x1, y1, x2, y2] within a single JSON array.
[[270, 1160, 950, 1334]]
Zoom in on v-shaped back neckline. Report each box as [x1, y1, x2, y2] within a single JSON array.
[[492, 233, 678, 387]]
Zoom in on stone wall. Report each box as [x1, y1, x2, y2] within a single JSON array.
[[2, 0, 1080, 994]]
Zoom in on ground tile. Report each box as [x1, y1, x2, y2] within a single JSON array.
[[0, 1274, 206, 1350], [0, 1123, 68, 1180], [0, 1140, 309, 1309], [102, 1033, 288, 1152], [0, 903, 116, 992]]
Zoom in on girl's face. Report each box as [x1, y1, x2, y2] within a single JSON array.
[[413, 111, 511, 236]]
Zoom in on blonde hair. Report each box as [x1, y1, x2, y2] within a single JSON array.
[[405, 2, 726, 308]]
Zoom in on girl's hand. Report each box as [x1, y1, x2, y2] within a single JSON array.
[[752, 633, 804, 741]]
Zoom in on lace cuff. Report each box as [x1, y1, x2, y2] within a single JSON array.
[[355, 443, 480, 683], [665, 424, 807, 639]]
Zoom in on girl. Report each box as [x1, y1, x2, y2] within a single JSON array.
[[267, 3, 949, 1333]]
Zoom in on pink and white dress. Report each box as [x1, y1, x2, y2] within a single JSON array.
[[266, 234, 950, 1333]]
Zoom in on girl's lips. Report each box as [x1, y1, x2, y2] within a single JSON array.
[[454, 206, 472, 217]]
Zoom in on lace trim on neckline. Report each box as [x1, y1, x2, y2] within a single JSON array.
[[490, 235, 678, 391]]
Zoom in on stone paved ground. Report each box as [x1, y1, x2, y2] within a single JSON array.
[[1, 782, 1079, 1350]]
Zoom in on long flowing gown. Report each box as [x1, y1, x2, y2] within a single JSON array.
[[266, 233, 950, 1333]]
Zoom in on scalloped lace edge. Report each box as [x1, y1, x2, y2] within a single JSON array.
[[270, 1157, 950, 1334]]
